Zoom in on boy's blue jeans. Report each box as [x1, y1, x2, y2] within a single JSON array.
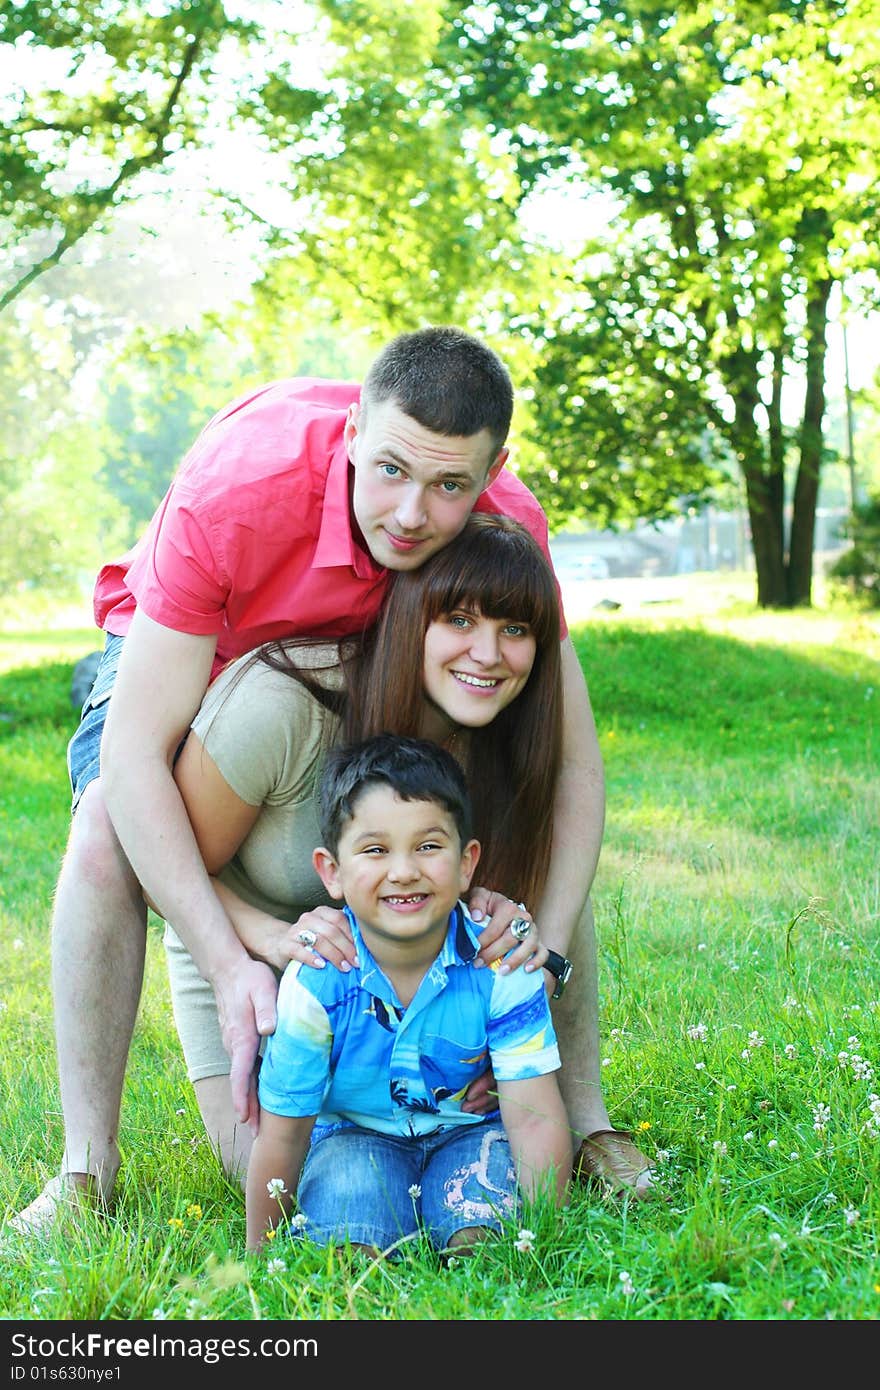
[[295, 1118, 520, 1253]]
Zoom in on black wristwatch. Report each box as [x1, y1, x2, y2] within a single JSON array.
[[544, 949, 573, 1000]]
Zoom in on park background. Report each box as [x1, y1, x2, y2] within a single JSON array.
[[1, 0, 879, 1322]]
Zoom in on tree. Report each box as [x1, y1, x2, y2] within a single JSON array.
[[434, 0, 880, 606], [0, 0, 325, 311], [0, 310, 127, 594]]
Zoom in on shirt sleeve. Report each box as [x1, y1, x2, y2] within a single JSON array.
[[191, 653, 339, 807], [123, 488, 233, 635], [257, 964, 333, 1117], [487, 960, 561, 1082]]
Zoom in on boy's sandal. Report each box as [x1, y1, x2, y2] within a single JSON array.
[[572, 1129, 656, 1200]]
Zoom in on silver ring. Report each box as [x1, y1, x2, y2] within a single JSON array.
[[296, 928, 318, 950], [509, 917, 532, 943]]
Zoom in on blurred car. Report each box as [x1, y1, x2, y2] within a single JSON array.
[[552, 552, 611, 581]]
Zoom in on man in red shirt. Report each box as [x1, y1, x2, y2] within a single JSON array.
[[10, 326, 653, 1235]]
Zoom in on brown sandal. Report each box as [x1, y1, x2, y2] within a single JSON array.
[[572, 1129, 655, 1199]]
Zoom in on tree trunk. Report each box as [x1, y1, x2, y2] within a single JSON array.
[[788, 277, 832, 606], [744, 467, 787, 606], [726, 346, 787, 606]]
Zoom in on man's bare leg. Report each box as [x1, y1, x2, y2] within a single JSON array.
[[10, 780, 146, 1232], [554, 900, 655, 1198]]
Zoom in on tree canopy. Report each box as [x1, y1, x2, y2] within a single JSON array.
[[3, 0, 879, 606]]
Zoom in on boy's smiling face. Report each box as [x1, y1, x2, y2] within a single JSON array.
[[312, 784, 480, 954]]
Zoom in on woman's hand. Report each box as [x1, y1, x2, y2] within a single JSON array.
[[279, 906, 360, 973], [467, 887, 548, 975]]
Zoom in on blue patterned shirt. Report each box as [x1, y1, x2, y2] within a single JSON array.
[[258, 904, 560, 1137]]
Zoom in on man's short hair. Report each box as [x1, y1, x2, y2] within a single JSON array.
[[361, 325, 513, 453], [317, 733, 473, 857]]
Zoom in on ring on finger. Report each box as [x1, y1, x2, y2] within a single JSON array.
[[296, 928, 318, 950], [509, 917, 532, 943]]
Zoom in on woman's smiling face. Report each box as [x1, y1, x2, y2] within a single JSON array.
[[422, 609, 537, 729]]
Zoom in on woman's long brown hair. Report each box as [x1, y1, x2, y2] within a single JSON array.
[[258, 514, 564, 909]]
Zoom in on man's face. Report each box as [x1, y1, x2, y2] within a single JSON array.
[[345, 399, 508, 571]]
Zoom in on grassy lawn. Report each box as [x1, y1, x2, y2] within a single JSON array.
[[0, 580, 878, 1322]]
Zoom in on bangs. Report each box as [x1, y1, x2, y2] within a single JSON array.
[[419, 524, 560, 646]]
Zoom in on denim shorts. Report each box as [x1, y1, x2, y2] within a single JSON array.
[[294, 1119, 519, 1254], [67, 634, 125, 814]]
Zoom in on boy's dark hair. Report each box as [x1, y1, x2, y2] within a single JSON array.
[[361, 325, 514, 454], [317, 734, 474, 858]]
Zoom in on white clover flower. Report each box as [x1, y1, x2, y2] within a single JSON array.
[[655, 1148, 671, 1162], [784, 1044, 797, 1059], [695, 1061, 706, 1071], [151, 1308, 168, 1320], [408, 1184, 422, 1200], [789, 1152, 800, 1161], [12, 939, 23, 951], [747, 1031, 766, 1049], [697, 943, 707, 951], [767, 1139, 779, 1150], [782, 996, 798, 1011], [768, 1232, 787, 1250], [847, 1036, 861, 1048], [712, 1140, 727, 1156], [619, 1270, 635, 1297], [741, 1049, 751, 1061], [823, 1193, 837, 1207], [687, 1022, 709, 1042], [266, 1178, 288, 1199], [514, 1228, 536, 1254], [291, 1211, 309, 1229], [267, 1258, 286, 1275], [743, 1131, 755, 1142], [812, 1102, 831, 1132], [850, 1055, 874, 1082], [844, 1207, 860, 1227]]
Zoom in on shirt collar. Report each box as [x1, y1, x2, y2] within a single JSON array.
[[343, 901, 480, 993], [313, 438, 383, 579]]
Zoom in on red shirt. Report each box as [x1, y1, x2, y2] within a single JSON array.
[[94, 378, 565, 681]]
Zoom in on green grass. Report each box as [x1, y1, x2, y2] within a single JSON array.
[[1, 588, 878, 1321]]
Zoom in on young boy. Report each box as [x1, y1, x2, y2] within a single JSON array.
[[245, 734, 572, 1255]]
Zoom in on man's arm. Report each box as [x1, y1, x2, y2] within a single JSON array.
[[537, 635, 605, 949], [497, 1074, 572, 1206], [473, 635, 605, 960], [100, 609, 278, 1127], [246, 1110, 315, 1250]]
